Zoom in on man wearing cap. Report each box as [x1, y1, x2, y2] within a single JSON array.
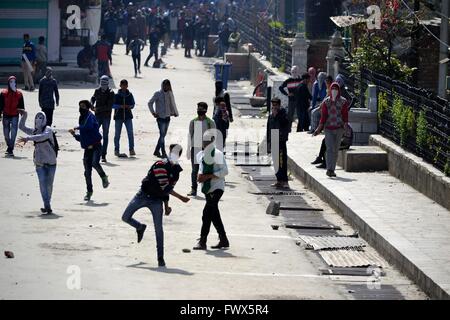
[[187, 102, 216, 197], [91, 75, 115, 162], [38, 67, 59, 127], [267, 97, 290, 189]]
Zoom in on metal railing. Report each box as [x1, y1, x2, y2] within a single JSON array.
[[231, 6, 294, 74], [337, 57, 450, 175]]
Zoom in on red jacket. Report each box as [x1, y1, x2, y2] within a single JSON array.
[[0, 77, 24, 117]]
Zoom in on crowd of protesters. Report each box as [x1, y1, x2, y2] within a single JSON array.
[[1, 1, 360, 268]]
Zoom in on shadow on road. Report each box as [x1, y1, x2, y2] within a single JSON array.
[[205, 249, 237, 258], [82, 201, 110, 207], [332, 177, 357, 183], [39, 213, 63, 219], [103, 162, 120, 167], [127, 262, 194, 276]]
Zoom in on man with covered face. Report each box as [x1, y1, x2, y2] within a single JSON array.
[[69, 100, 110, 201], [279, 65, 302, 132], [18, 110, 57, 214], [187, 102, 216, 197], [0, 76, 25, 157], [38, 67, 59, 127]]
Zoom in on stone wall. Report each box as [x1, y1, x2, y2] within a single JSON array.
[[307, 40, 330, 72]]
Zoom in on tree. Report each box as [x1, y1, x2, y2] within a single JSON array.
[[349, 0, 418, 81]]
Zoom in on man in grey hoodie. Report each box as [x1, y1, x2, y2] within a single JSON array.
[[148, 79, 179, 158], [18, 110, 57, 214]]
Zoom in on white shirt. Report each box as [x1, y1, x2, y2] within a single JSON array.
[[196, 148, 228, 193]]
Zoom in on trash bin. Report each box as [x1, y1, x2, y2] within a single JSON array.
[[214, 62, 232, 89]]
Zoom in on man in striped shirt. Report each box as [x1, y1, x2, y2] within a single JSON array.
[[122, 144, 190, 267]]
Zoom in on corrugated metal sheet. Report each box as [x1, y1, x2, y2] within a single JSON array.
[[298, 235, 366, 250], [319, 249, 386, 268], [330, 15, 366, 27]]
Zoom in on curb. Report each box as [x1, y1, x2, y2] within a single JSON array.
[[287, 156, 449, 300]]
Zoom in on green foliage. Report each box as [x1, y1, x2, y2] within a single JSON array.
[[268, 20, 284, 29], [350, 36, 415, 82], [378, 92, 389, 124], [297, 21, 305, 33], [416, 110, 428, 149], [391, 95, 415, 146]]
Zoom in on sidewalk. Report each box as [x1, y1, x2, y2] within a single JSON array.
[[286, 132, 450, 299]]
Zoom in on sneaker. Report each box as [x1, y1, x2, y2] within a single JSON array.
[[134, 73, 137, 78], [101, 157, 107, 163], [316, 162, 327, 169], [102, 176, 110, 189], [326, 170, 336, 177], [211, 239, 229, 249], [158, 258, 166, 267], [129, 149, 136, 156], [311, 157, 323, 165], [270, 182, 283, 188], [115, 150, 128, 158], [153, 151, 162, 158], [84, 191, 93, 201], [137, 224, 147, 243], [187, 189, 197, 197], [193, 240, 207, 250]]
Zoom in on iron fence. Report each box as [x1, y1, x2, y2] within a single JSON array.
[[337, 57, 450, 175], [231, 7, 294, 74]]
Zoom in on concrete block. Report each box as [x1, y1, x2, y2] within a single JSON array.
[[354, 132, 372, 145], [342, 146, 388, 172], [223, 54, 249, 80], [267, 74, 289, 108], [349, 122, 363, 133], [362, 122, 378, 133]]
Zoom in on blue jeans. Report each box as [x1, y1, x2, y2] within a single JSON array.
[[2, 116, 19, 152], [122, 191, 164, 259], [98, 60, 109, 78], [170, 30, 178, 47], [155, 117, 170, 156], [35, 164, 56, 209], [114, 119, 134, 152], [96, 115, 111, 157]]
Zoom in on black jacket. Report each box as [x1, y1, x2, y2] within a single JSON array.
[[295, 83, 312, 110], [141, 159, 182, 200], [91, 88, 114, 118], [267, 107, 290, 149]]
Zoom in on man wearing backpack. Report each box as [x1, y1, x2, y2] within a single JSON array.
[[122, 144, 190, 267], [18, 110, 57, 214], [187, 102, 216, 197]]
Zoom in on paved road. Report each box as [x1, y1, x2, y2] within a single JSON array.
[[0, 44, 425, 299]]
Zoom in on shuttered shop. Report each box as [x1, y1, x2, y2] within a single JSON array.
[[0, 0, 48, 65]]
